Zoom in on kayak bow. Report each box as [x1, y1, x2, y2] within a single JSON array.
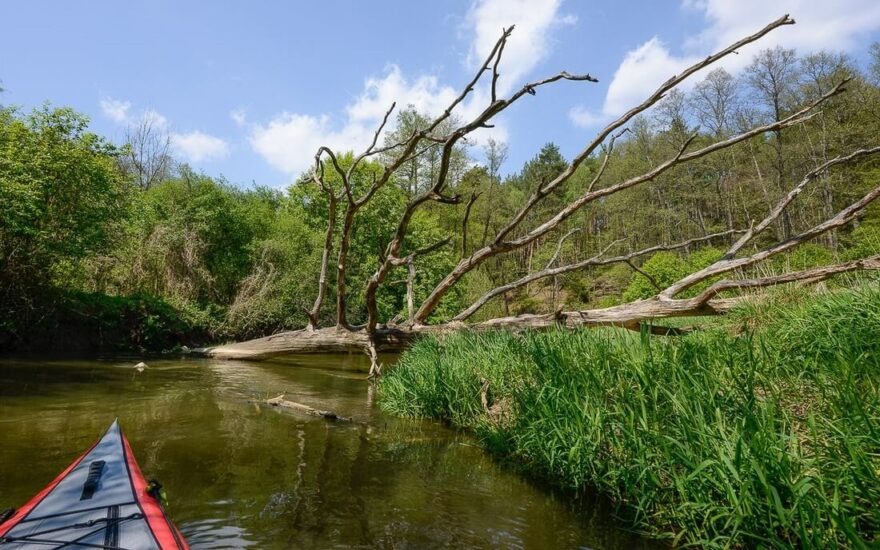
[[0, 420, 189, 549]]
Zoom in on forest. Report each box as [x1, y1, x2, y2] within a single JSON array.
[[2, 26, 879, 355]]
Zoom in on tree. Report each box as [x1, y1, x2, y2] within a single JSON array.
[[869, 42, 880, 85], [691, 68, 739, 138], [119, 114, 173, 191], [798, 51, 859, 249], [0, 106, 129, 289], [116, 168, 276, 304], [380, 106, 470, 198], [203, 17, 880, 376], [745, 46, 801, 239], [478, 137, 508, 248]]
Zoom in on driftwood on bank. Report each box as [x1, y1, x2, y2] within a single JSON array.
[[265, 394, 351, 422]]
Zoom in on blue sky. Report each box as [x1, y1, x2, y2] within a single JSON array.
[[2, 1, 880, 188]]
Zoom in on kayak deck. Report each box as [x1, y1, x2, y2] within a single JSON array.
[[0, 420, 188, 549]]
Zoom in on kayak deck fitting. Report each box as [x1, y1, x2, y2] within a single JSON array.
[[0, 420, 189, 549]]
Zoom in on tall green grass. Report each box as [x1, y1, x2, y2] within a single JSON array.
[[380, 286, 880, 548]]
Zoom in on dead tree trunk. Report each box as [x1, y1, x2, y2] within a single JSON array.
[[199, 15, 880, 366]]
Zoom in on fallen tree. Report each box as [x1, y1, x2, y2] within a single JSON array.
[[201, 15, 880, 375], [265, 394, 352, 422]]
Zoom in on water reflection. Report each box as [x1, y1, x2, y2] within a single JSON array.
[[0, 356, 654, 549]]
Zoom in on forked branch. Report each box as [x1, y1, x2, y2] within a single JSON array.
[[413, 73, 843, 324], [454, 230, 742, 321], [662, 180, 880, 299]]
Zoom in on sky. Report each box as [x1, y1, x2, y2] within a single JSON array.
[[2, 0, 880, 188]]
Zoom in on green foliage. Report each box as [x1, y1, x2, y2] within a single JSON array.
[[380, 107, 470, 198], [381, 285, 880, 547], [222, 200, 320, 338], [843, 222, 880, 260], [769, 242, 835, 272], [6, 39, 880, 350], [0, 289, 211, 353], [382, 210, 465, 323], [115, 169, 275, 303], [622, 247, 724, 301], [622, 251, 690, 301], [0, 106, 129, 286]]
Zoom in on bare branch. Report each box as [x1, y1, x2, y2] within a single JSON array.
[[691, 254, 880, 304], [315, 146, 346, 178], [406, 260, 417, 324], [462, 192, 481, 257], [455, 230, 741, 321], [625, 260, 663, 292], [390, 237, 453, 267], [121, 115, 172, 190], [489, 15, 796, 246], [588, 129, 628, 193], [307, 151, 341, 328], [359, 25, 602, 331], [545, 228, 583, 270], [207, 15, 880, 363], [428, 192, 463, 205], [333, 24, 517, 223], [348, 101, 397, 178], [491, 27, 510, 102], [413, 78, 846, 324], [307, 194, 337, 329], [662, 182, 880, 299], [725, 144, 880, 258]]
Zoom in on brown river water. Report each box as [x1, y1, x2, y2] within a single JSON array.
[[0, 355, 656, 549]]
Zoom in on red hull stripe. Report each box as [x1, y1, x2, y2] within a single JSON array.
[[121, 433, 190, 549], [0, 436, 100, 537]]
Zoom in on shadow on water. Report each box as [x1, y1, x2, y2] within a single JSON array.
[[0, 355, 658, 549]]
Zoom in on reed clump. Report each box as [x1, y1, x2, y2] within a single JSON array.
[[380, 286, 880, 548]]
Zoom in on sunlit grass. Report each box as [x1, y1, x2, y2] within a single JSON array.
[[380, 285, 880, 548]]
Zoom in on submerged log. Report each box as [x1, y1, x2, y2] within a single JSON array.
[[265, 394, 351, 422]]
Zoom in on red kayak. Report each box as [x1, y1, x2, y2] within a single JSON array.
[[0, 420, 189, 549]]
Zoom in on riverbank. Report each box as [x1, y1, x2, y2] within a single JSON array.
[[379, 286, 880, 547]]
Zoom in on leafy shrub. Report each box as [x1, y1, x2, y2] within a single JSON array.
[[622, 251, 690, 301]]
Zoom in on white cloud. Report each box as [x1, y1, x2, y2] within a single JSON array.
[[684, 0, 880, 65], [568, 105, 609, 128], [570, 0, 880, 128], [250, 63, 515, 176], [250, 113, 368, 175], [347, 65, 460, 123], [142, 109, 168, 129], [100, 97, 131, 124], [570, 38, 697, 128], [100, 98, 169, 129], [230, 109, 247, 127], [250, 0, 573, 177], [605, 38, 698, 119], [99, 96, 227, 164], [466, 0, 575, 94], [171, 130, 229, 163]]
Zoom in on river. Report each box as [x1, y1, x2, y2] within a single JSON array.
[[0, 355, 655, 549]]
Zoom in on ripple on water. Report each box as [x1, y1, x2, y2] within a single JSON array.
[[180, 519, 258, 549]]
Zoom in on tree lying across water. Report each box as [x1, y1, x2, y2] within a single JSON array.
[[205, 15, 880, 374]]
